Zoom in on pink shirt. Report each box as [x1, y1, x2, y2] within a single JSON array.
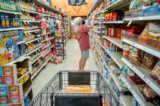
[[76, 25, 90, 51]]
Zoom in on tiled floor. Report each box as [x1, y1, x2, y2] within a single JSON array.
[[32, 39, 98, 97]]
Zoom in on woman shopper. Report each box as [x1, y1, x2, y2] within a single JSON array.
[[73, 16, 95, 71]]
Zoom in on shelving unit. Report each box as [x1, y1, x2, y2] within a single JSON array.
[[88, 0, 160, 105], [31, 55, 53, 80], [0, 27, 23, 31], [121, 76, 148, 106], [103, 36, 123, 49], [0, 0, 68, 106], [122, 57, 160, 95], [122, 38, 160, 58], [93, 35, 125, 69]]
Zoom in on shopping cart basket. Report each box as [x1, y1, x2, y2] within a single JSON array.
[[28, 71, 119, 106]]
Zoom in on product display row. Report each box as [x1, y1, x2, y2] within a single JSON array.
[[0, 0, 70, 106], [89, 0, 160, 106]]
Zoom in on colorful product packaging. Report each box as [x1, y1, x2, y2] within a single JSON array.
[[108, 28, 115, 37], [0, 14, 6, 28]]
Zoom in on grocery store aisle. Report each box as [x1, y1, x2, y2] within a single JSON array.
[[32, 39, 98, 97]]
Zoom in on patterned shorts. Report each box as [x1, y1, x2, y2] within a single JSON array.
[[81, 49, 89, 59]]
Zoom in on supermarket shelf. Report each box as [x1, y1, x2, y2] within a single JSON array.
[[103, 21, 124, 24], [0, 27, 23, 31], [6, 54, 27, 65], [26, 46, 42, 55], [120, 95, 132, 106], [103, 36, 123, 49], [24, 29, 41, 33], [16, 71, 30, 83], [123, 14, 160, 21], [17, 41, 25, 45], [101, 0, 130, 13], [35, 0, 60, 13], [94, 44, 104, 61], [105, 63, 128, 91], [93, 35, 124, 69], [23, 86, 32, 100], [107, 51, 124, 69], [49, 37, 55, 40], [87, 0, 103, 16], [122, 57, 160, 96], [122, 38, 160, 58], [42, 38, 49, 43], [0, 10, 22, 15], [42, 50, 51, 57], [21, 9, 39, 14], [42, 44, 50, 49], [23, 20, 40, 23], [31, 55, 41, 64], [26, 38, 41, 44], [121, 76, 148, 106], [31, 55, 53, 80], [50, 16, 57, 18], [92, 29, 99, 33]]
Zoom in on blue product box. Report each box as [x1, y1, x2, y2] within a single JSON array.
[[0, 86, 9, 96], [5, 14, 10, 28], [0, 14, 6, 28], [18, 31, 23, 41]]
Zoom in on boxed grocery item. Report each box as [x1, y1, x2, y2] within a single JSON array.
[[65, 85, 98, 94], [0, 38, 20, 65], [0, 14, 6, 28]]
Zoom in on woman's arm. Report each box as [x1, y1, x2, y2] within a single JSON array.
[[88, 16, 95, 29]]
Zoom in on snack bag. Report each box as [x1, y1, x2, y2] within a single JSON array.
[[148, 21, 160, 49], [123, 43, 129, 59], [138, 23, 150, 44], [142, 52, 158, 70], [150, 60, 160, 85], [131, 47, 140, 65], [140, 85, 159, 101]]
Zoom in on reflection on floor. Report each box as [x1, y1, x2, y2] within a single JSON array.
[[32, 39, 98, 97]]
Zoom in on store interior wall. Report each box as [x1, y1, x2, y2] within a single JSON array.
[[51, 0, 93, 16]]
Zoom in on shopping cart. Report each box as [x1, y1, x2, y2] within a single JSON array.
[[28, 71, 119, 106]]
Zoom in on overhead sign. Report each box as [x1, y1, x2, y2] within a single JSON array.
[[68, 0, 87, 6]]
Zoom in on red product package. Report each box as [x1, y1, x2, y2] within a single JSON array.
[[117, 28, 121, 39], [109, 13, 112, 21], [108, 28, 115, 37], [114, 28, 118, 37], [112, 12, 117, 21], [127, 26, 144, 38], [38, 7, 44, 13], [116, 46, 122, 51]]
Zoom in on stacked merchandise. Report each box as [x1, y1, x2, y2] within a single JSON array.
[[88, 0, 160, 105], [71, 26, 75, 39], [0, 0, 68, 106]]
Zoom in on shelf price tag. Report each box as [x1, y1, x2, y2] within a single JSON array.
[[127, 20, 132, 27]]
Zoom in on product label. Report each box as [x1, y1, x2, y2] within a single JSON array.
[[19, 73, 29, 84], [0, 86, 8, 96], [0, 66, 2, 75], [0, 95, 9, 104], [3, 76, 14, 85], [9, 95, 21, 103], [2, 66, 13, 75], [8, 86, 20, 95]]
